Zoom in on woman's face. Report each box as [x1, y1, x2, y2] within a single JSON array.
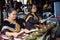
[[31, 5, 37, 13], [8, 10, 17, 20]]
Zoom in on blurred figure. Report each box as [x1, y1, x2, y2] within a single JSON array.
[[25, 4, 45, 30], [1, 0, 5, 6], [3, 5, 10, 19], [5, 0, 13, 7], [13, 1, 18, 9], [43, 0, 52, 20], [12, 1, 23, 12], [43, 0, 52, 12]]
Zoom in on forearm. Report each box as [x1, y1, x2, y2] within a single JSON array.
[[5, 32, 18, 37]]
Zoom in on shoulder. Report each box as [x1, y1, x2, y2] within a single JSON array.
[[25, 14, 33, 22], [3, 19, 10, 25], [3, 19, 10, 23], [26, 14, 33, 19], [27, 14, 33, 18]]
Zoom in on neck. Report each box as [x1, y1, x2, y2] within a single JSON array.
[[8, 17, 15, 22], [31, 12, 35, 15], [31, 13, 36, 16]]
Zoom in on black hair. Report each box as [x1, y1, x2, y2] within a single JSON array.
[[8, 8, 17, 14], [27, 4, 37, 12]]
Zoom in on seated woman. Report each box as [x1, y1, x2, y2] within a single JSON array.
[[25, 4, 45, 30], [1, 9, 30, 39]]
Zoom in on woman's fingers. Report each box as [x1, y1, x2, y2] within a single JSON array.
[[40, 19, 45, 23]]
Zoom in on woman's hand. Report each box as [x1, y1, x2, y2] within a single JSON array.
[[40, 19, 46, 23], [12, 33, 18, 37], [34, 24, 40, 27], [24, 29, 31, 33]]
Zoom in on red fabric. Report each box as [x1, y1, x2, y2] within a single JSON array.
[[17, 32, 26, 38], [58, 15, 60, 18]]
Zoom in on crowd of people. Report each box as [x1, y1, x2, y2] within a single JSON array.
[[1, 0, 53, 19]]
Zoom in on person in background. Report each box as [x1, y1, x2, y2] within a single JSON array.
[[25, 4, 45, 30], [12, 1, 22, 13], [13, 1, 18, 10], [42, 0, 52, 25], [3, 5, 10, 19], [43, 0, 52, 12]]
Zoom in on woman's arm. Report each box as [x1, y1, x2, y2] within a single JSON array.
[[5, 32, 18, 37], [1, 29, 19, 37]]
